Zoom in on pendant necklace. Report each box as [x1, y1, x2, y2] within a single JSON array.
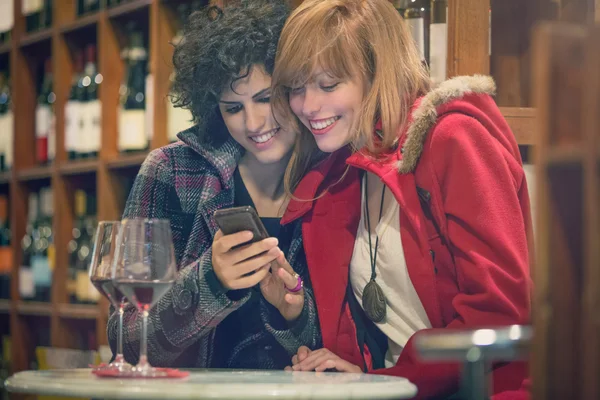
[[361, 173, 388, 323]]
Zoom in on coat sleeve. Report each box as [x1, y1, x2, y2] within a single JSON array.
[[371, 113, 532, 398], [107, 149, 251, 367]]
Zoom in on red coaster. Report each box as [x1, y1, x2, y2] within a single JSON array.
[[92, 367, 190, 379]]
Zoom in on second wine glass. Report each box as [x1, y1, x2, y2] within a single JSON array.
[[111, 218, 176, 377], [89, 220, 132, 373]]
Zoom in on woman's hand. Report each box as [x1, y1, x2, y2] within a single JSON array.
[[260, 252, 305, 322], [285, 347, 362, 373], [212, 230, 280, 290]]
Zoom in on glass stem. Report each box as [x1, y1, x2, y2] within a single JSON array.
[[138, 309, 149, 369], [117, 303, 124, 357]]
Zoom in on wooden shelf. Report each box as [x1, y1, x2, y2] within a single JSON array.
[[107, 0, 153, 18], [60, 13, 100, 34], [0, 42, 10, 56], [20, 28, 53, 48], [545, 146, 585, 164], [106, 153, 148, 170], [17, 165, 53, 182], [0, 171, 11, 184], [501, 107, 537, 146], [59, 159, 99, 176], [57, 303, 99, 320], [0, 299, 10, 314], [16, 301, 52, 317]]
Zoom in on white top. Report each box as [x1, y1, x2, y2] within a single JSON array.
[[350, 174, 432, 368], [5, 369, 418, 400]]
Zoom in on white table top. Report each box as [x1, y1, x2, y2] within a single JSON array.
[[5, 368, 418, 399]]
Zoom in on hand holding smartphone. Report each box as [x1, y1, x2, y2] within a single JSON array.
[[213, 206, 269, 246], [211, 206, 278, 291]]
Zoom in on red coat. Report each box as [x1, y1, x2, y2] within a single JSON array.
[[282, 76, 533, 399]]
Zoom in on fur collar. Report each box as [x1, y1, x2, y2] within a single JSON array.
[[398, 75, 497, 174]]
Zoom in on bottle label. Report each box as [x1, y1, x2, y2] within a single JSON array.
[[35, 105, 51, 139], [48, 112, 56, 161], [429, 22, 448, 87], [83, 100, 102, 153], [64, 101, 80, 153], [118, 108, 147, 151], [406, 17, 425, 62], [0, 0, 13, 33], [167, 100, 193, 142], [145, 74, 154, 143], [31, 255, 51, 287], [19, 266, 35, 298], [76, 270, 89, 302]]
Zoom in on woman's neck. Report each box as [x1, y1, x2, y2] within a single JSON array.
[[238, 152, 291, 217]]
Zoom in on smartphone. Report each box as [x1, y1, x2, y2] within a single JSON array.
[[213, 206, 269, 245]]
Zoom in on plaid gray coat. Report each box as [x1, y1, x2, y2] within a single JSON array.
[[107, 127, 321, 368]]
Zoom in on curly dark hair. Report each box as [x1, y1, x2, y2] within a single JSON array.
[[171, 0, 290, 144]]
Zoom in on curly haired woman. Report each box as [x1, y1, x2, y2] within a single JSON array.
[[107, 0, 320, 369]]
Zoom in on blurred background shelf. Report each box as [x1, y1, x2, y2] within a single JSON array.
[[19, 28, 53, 48], [16, 166, 53, 182], [16, 301, 52, 317], [106, 153, 148, 170], [57, 303, 99, 320], [59, 160, 99, 176], [107, 0, 153, 18]]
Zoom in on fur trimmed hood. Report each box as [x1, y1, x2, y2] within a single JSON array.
[[397, 75, 497, 174]]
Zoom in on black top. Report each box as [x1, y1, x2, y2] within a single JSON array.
[[212, 168, 293, 368]]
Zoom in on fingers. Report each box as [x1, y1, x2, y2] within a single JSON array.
[[214, 230, 254, 254], [297, 346, 311, 362], [273, 251, 295, 275], [284, 366, 293, 372], [276, 263, 301, 291], [234, 247, 280, 276], [230, 264, 271, 290], [292, 349, 336, 372], [230, 238, 279, 265], [314, 359, 337, 372]]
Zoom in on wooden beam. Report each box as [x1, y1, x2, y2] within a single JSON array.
[[447, 0, 490, 77], [531, 22, 588, 400]]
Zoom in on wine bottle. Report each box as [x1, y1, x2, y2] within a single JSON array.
[[36, 60, 51, 165], [85, 192, 99, 303], [429, 0, 447, 86], [0, 72, 8, 172], [31, 187, 52, 302], [392, 0, 408, 16], [81, 44, 101, 159], [4, 71, 13, 172], [167, 3, 194, 143], [23, 0, 41, 33], [41, 0, 52, 30], [118, 30, 148, 153], [74, 191, 93, 304], [19, 193, 38, 301], [404, 0, 429, 65], [68, 190, 86, 303], [0, 195, 12, 300], [65, 51, 84, 161]]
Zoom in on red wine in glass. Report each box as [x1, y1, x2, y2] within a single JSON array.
[[91, 277, 126, 306], [116, 280, 175, 310]]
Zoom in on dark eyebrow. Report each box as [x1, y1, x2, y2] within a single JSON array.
[[252, 88, 270, 100], [219, 87, 270, 104]]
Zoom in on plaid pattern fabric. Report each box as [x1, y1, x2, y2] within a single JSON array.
[[107, 127, 321, 368]]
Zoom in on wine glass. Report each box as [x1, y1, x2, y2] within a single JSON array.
[[111, 218, 176, 377], [89, 221, 133, 373]]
